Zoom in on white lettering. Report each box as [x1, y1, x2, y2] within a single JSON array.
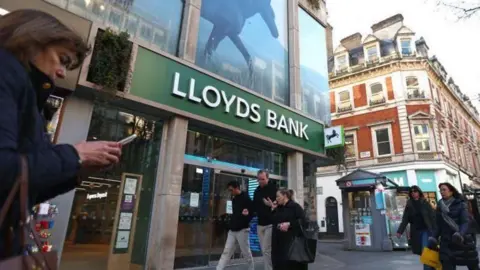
[[202, 86, 221, 108], [250, 103, 261, 123], [236, 97, 250, 118], [277, 115, 290, 134], [300, 123, 309, 140], [266, 110, 277, 129], [221, 91, 236, 113], [172, 72, 186, 98], [87, 192, 108, 200], [289, 119, 299, 137], [187, 78, 201, 103]]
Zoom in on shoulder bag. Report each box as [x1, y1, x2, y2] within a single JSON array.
[[0, 156, 57, 269], [286, 219, 317, 263]]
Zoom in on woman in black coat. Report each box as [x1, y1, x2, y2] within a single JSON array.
[[429, 183, 479, 270], [0, 10, 122, 259], [397, 185, 436, 268], [269, 188, 308, 270]]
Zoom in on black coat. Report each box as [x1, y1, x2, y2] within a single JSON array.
[[271, 200, 308, 270], [0, 49, 81, 258], [433, 198, 477, 265], [397, 198, 436, 255]]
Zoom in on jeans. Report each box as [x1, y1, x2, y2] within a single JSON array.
[[217, 229, 254, 270], [257, 225, 273, 270], [420, 230, 435, 270]]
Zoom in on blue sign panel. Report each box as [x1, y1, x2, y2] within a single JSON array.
[[248, 179, 261, 252], [381, 171, 407, 186], [416, 170, 437, 192]]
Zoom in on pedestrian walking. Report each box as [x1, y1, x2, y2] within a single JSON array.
[[397, 185, 436, 270], [269, 188, 308, 270], [0, 9, 122, 260], [429, 183, 479, 270], [217, 181, 254, 270], [253, 169, 277, 270]]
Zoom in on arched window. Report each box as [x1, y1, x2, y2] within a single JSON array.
[[406, 76, 424, 99]]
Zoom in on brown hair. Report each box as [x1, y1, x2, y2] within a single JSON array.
[[0, 9, 89, 69], [278, 188, 295, 201]]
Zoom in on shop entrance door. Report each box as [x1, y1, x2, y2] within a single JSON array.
[[208, 172, 260, 266], [325, 196, 339, 234]]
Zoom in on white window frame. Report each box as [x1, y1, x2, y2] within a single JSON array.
[[441, 131, 449, 156], [344, 131, 358, 159], [336, 89, 353, 112], [335, 53, 349, 71], [365, 44, 379, 62], [410, 122, 434, 153], [367, 81, 387, 105], [400, 38, 412, 56], [371, 124, 394, 157], [405, 76, 424, 99]]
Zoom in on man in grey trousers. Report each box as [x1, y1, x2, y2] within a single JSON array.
[[253, 170, 277, 270], [217, 180, 254, 270]]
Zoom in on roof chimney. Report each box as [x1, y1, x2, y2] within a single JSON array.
[[340, 32, 362, 51], [326, 23, 334, 57], [371, 14, 404, 33]]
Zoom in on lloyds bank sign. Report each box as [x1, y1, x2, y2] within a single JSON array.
[[129, 48, 325, 153], [171, 73, 310, 141]]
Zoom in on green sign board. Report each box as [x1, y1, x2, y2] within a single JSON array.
[[129, 48, 325, 153]]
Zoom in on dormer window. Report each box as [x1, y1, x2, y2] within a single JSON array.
[[400, 39, 412, 56], [366, 45, 378, 62], [336, 55, 348, 71]]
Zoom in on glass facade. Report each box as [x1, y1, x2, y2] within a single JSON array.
[[44, 0, 184, 54], [174, 163, 287, 269], [185, 130, 287, 176], [195, 0, 289, 104], [298, 8, 330, 124], [83, 105, 163, 265]]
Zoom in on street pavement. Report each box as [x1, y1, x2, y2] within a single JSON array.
[[207, 242, 474, 270]]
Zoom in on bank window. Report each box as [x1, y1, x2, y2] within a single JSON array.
[[195, 0, 289, 105], [366, 45, 378, 62], [414, 124, 431, 152], [345, 134, 357, 159], [338, 90, 352, 112], [369, 83, 385, 105], [45, 0, 184, 55], [401, 39, 412, 56], [298, 7, 330, 124], [372, 126, 392, 156]]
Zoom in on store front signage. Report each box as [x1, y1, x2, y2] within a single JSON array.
[[129, 48, 325, 153], [172, 73, 310, 140], [87, 192, 108, 200]]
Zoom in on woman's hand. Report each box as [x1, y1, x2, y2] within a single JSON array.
[[74, 141, 122, 170], [279, 222, 290, 232]]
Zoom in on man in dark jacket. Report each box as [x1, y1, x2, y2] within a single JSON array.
[[397, 185, 436, 270], [253, 169, 277, 270], [217, 180, 254, 270]]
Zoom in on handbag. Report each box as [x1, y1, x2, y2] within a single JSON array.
[[0, 156, 57, 269], [420, 247, 442, 270], [286, 220, 317, 263]]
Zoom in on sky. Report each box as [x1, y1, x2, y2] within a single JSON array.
[[327, 0, 480, 108]]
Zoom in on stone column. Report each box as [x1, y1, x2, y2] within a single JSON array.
[[287, 0, 302, 110], [49, 97, 94, 264], [145, 117, 188, 270], [288, 152, 304, 207], [407, 169, 417, 186], [178, 0, 202, 63]]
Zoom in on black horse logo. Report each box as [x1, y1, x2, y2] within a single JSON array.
[[326, 129, 339, 143]]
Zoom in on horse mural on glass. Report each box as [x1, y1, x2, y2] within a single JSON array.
[[200, 0, 280, 76]]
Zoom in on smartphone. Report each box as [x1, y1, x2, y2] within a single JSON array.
[[118, 134, 137, 145]]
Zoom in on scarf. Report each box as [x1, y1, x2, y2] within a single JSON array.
[[438, 197, 459, 232]]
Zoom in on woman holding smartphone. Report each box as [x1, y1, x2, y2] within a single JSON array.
[[268, 188, 307, 270]]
